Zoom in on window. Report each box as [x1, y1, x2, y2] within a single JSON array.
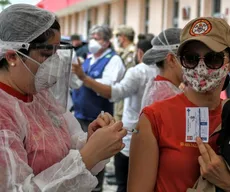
[[173, 0, 179, 27], [213, 0, 221, 14], [106, 4, 111, 25], [95, 7, 98, 24], [87, 9, 91, 37], [197, 0, 201, 17], [182, 6, 191, 20], [145, 0, 150, 33]]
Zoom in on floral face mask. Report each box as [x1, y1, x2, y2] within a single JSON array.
[[183, 59, 229, 93]]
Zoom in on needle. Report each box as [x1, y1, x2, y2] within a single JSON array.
[[100, 111, 139, 133], [128, 129, 139, 133]]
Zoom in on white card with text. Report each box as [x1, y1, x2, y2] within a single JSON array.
[[185, 107, 209, 143]]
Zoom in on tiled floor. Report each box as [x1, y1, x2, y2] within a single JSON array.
[[103, 182, 117, 192]]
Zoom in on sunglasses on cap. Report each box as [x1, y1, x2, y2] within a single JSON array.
[[180, 51, 228, 69]]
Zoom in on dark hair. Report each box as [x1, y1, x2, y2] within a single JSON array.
[[156, 60, 164, 69], [225, 47, 230, 58], [0, 19, 60, 70], [145, 33, 155, 41], [71, 34, 81, 41], [138, 34, 146, 41], [137, 39, 152, 53], [222, 75, 229, 91]]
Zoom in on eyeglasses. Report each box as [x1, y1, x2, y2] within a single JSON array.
[[29, 43, 73, 50], [180, 51, 227, 69]]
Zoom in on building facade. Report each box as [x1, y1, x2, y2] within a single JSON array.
[[37, 0, 229, 40]]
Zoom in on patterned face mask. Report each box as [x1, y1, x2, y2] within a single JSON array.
[[182, 60, 229, 93]]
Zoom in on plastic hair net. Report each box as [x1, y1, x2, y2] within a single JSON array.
[[0, 4, 74, 111], [141, 78, 182, 109], [142, 28, 182, 65], [140, 28, 182, 108], [0, 4, 56, 59], [0, 4, 108, 192]]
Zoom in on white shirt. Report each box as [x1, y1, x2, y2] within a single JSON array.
[[90, 48, 125, 85], [70, 48, 125, 89], [110, 63, 158, 157]]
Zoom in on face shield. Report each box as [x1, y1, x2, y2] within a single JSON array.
[[47, 47, 73, 112], [0, 41, 73, 112]]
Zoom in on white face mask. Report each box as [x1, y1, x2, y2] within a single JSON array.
[[88, 39, 102, 54], [17, 52, 64, 93], [35, 54, 64, 92], [113, 37, 121, 50], [183, 60, 229, 92]]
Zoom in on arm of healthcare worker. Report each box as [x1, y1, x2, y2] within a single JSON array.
[[0, 119, 127, 192], [72, 62, 140, 102], [196, 137, 230, 191], [128, 114, 159, 192]]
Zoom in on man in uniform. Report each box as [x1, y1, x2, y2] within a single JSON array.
[[113, 25, 136, 121]]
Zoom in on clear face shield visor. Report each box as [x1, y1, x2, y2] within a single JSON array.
[[0, 41, 73, 112]]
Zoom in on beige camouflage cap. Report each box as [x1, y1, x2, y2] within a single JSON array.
[[114, 25, 135, 37]]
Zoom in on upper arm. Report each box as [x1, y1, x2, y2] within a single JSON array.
[[111, 67, 140, 101], [128, 114, 159, 192]]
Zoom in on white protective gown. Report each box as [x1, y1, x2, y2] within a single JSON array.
[[141, 76, 182, 109], [0, 86, 106, 192]]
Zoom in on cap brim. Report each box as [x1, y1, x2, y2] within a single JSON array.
[[177, 36, 227, 55], [142, 49, 156, 65]]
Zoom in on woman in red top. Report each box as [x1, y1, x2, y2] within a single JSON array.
[[128, 17, 230, 192]]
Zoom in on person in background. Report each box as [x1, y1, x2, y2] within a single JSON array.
[[113, 25, 136, 122], [134, 34, 151, 64], [141, 28, 183, 108], [71, 34, 88, 60], [145, 33, 155, 42], [71, 24, 125, 192], [72, 34, 157, 192], [128, 17, 230, 192], [0, 4, 127, 192]]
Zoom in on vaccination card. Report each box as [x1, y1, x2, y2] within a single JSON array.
[[185, 107, 209, 143]]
